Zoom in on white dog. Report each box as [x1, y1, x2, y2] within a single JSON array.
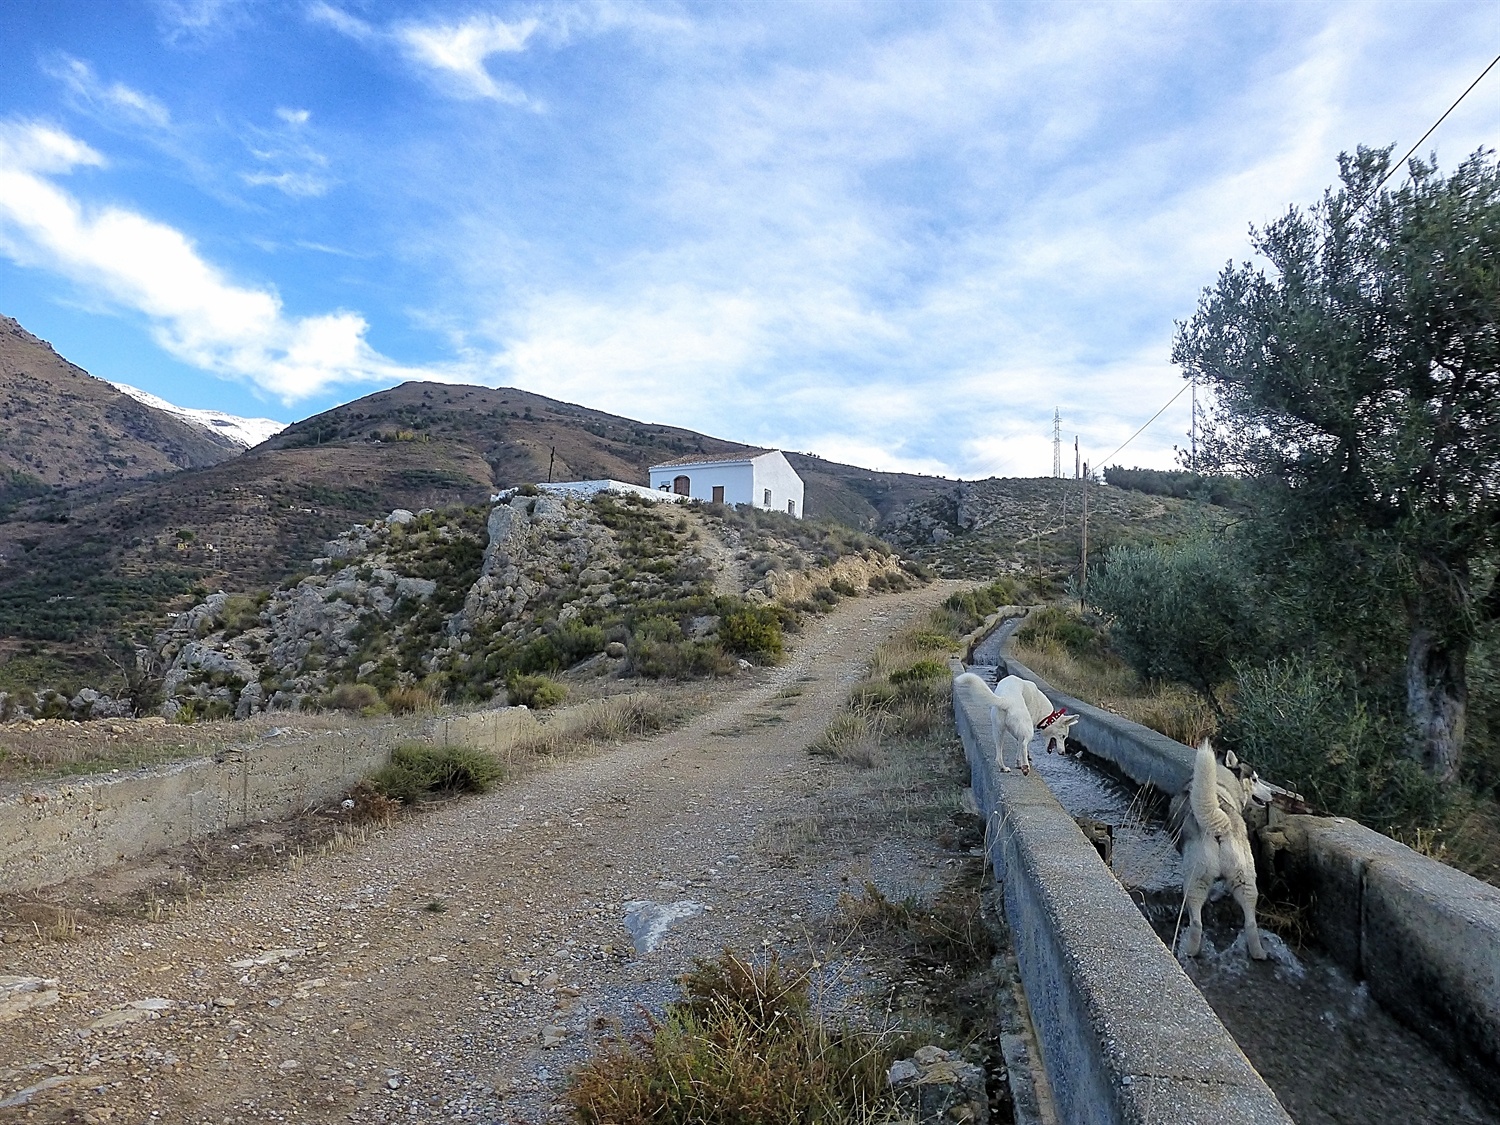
[[1168, 739, 1275, 960], [954, 672, 1079, 775]]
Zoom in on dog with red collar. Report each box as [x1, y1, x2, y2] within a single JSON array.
[[954, 672, 1079, 775]]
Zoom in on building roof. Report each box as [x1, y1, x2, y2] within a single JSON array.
[[650, 448, 774, 470]]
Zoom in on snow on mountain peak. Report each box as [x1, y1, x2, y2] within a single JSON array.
[[111, 383, 286, 448]]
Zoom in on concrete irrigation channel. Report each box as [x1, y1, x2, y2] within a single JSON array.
[[960, 615, 1500, 1125]]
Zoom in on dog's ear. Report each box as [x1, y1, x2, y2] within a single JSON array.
[[1197, 736, 1214, 755], [1224, 749, 1240, 769]]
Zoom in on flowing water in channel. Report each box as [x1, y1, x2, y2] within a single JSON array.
[[965, 637, 1500, 1125]]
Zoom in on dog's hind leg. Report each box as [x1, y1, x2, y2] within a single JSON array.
[[1182, 875, 1211, 957], [1231, 875, 1267, 961], [989, 706, 1011, 772]]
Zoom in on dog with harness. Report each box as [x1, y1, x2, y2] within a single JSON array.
[[954, 672, 1078, 775], [1168, 738, 1275, 960]]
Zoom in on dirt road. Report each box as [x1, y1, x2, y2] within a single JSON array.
[[0, 582, 961, 1124]]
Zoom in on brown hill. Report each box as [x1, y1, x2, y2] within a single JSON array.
[[0, 317, 240, 497]]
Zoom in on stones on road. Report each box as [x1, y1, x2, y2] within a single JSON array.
[[623, 899, 706, 953], [0, 976, 58, 1022]]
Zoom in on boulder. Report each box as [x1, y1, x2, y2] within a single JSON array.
[[888, 1046, 988, 1124], [386, 509, 416, 526]]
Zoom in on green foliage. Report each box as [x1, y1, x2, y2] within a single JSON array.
[[1089, 537, 1254, 702], [626, 638, 733, 679], [322, 682, 384, 713], [565, 950, 898, 1125], [1224, 655, 1444, 829], [1177, 146, 1500, 780], [1103, 466, 1249, 510], [367, 743, 503, 804], [720, 607, 784, 661], [506, 673, 567, 709], [888, 659, 947, 685], [941, 577, 1026, 633], [829, 577, 858, 597], [1016, 606, 1103, 660]]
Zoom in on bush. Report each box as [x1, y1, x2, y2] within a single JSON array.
[[1089, 537, 1255, 700], [1222, 654, 1444, 829], [626, 638, 734, 680], [368, 743, 504, 805], [1016, 606, 1102, 660], [385, 685, 439, 714], [889, 659, 947, 685], [507, 673, 567, 709], [565, 950, 897, 1124], [325, 682, 383, 713], [720, 607, 784, 661], [829, 577, 858, 597]]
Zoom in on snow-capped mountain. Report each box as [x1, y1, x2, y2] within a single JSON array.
[[110, 383, 286, 448]]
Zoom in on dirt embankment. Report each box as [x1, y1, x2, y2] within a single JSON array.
[[0, 582, 978, 1124]]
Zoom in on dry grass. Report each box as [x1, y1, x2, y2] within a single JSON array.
[[510, 692, 688, 759], [1011, 634, 1218, 745], [1396, 793, 1500, 886], [566, 949, 906, 1125]]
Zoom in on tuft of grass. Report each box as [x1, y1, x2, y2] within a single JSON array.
[[425, 899, 447, 913], [367, 743, 504, 805], [510, 693, 686, 758], [385, 685, 439, 715], [566, 949, 901, 1125], [507, 673, 567, 709]]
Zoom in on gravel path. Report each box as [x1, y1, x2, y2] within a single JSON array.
[[0, 582, 959, 1123]]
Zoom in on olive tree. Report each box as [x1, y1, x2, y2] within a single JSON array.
[[1175, 147, 1500, 783]]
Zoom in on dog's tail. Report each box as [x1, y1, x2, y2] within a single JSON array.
[[1190, 738, 1232, 837]]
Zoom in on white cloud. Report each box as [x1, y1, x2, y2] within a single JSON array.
[[45, 56, 172, 129], [305, 1, 376, 42], [0, 120, 434, 402], [275, 107, 311, 127], [397, 14, 540, 102]]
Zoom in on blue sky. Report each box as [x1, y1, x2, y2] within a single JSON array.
[[1, 1, 1498, 478]]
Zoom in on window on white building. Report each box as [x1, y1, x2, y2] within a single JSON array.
[[763, 488, 771, 506]]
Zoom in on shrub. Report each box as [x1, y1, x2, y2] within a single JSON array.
[[1223, 654, 1444, 829], [829, 577, 858, 597], [385, 685, 439, 714], [889, 659, 947, 685], [1016, 606, 1102, 660], [720, 607, 784, 661], [810, 586, 839, 607], [325, 682, 383, 713], [565, 950, 897, 1124], [368, 743, 504, 805], [626, 638, 734, 680], [507, 673, 567, 709]]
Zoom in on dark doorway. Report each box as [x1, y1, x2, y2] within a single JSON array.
[[712, 486, 725, 504], [673, 475, 691, 495]]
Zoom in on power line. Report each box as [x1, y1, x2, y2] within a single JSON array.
[[1095, 381, 1191, 469], [1355, 51, 1500, 213]]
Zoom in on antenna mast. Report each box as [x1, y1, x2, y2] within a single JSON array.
[[1052, 409, 1062, 478]]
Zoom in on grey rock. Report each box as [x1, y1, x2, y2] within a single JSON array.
[[604, 641, 626, 659], [386, 509, 415, 525], [623, 899, 704, 953], [0, 976, 59, 1022], [889, 1045, 988, 1125]]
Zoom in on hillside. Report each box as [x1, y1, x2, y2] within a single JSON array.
[[0, 316, 241, 495]]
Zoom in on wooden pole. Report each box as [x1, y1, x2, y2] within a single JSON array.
[[1080, 460, 1089, 610]]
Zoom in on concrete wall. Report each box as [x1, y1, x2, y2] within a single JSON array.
[[431, 707, 540, 756], [535, 480, 686, 505], [986, 639, 1500, 1107], [1276, 814, 1500, 1103], [953, 674, 1291, 1125], [0, 732, 393, 894]]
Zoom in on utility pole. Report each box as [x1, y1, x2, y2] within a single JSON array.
[[547, 446, 556, 483], [1190, 375, 1197, 471], [1080, 460, 1089, 611], [1052, 409, 1062, 478], [1074, 435, 1080, 479]]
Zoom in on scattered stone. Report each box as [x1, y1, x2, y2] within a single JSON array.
[[623, 899, 705, 953], [0, 975, 59, 1022], [212, 997, 236, 1008], [277, 1059, 300, 1072], [888, 1045, 988, 1125], [509, 968, 531, 985], [540, 1023, 567, 1048], [0, 1075, 81, 1109]]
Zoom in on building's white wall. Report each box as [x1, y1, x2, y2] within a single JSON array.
[[647, 452, 805, 518], [750, 452, 805, 518], [648, 462, 755, 505]]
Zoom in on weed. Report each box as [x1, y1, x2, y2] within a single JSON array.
[[507, 673, 567, 709], [425, 899, 447, 913], [566, 949, 901, 1125], [367, 743, 504, 805]]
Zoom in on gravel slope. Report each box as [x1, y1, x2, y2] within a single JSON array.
[[0, 582, 960, 1124]]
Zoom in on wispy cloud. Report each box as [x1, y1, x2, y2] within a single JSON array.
[[0, 120, 434, 402], [44, 56, 172, 129], [397, 13, 540, 102], [241, 106, 334, 198]]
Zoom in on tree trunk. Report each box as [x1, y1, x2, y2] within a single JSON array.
[[1405, 626, 1467, 784]]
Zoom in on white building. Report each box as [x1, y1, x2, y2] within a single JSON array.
[[648, 450, 805, 518]]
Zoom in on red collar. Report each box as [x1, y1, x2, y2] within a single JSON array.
[[1037, 707, 1067, 730]]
